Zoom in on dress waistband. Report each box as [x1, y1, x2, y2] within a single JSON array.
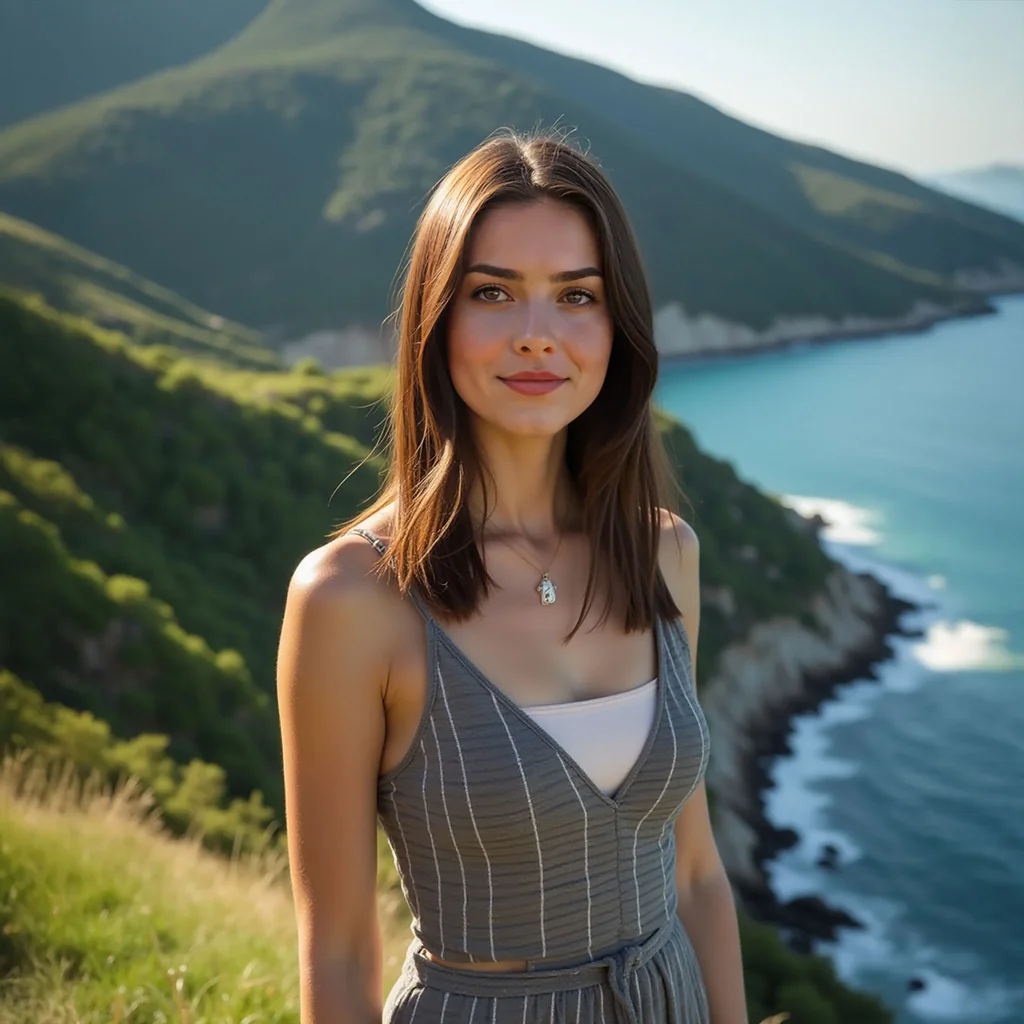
[[407, 917, 678, 1024]]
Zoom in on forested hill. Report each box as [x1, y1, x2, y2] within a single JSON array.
[[0, 279, 895, 1020], [0, 0, 1020, 344], [0, 0, 271, 130], [0, 278, 835, 816]]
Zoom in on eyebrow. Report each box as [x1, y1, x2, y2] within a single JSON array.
[[464, 263, 603, 283]]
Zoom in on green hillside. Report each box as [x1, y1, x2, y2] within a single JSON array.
[[445, 22, 1024, 279], [0, 283, 835, 813], [0, 285, 893, 1021], [0, 751, 890, 1023], [0, 0, 270, 130], [0, 211, 277, 367], [0, 0, 993, 340]]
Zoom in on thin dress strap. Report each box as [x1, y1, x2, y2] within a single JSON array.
[[347, 526, 435, 623], [348, 528, 387, 561], [347, 527, 442, 800], [348, 525, 389, 558]]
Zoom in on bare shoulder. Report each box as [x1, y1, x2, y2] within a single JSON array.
[[280, 509, 403, 701], [286, 541, 384, 647], [655, 507, 699, 591], [655, 508, 701, 669], [290, 531, 387, 608], [287, 506, 399, 618]]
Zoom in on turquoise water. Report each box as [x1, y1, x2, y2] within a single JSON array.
[[656, 295, 1024, 1023]]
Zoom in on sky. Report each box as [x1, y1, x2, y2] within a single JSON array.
[[420, 0, 1024, 178]]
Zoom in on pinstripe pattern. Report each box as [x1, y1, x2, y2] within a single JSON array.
[[431, 716, 469, 956], [632, 683, 677, 935], [554, 752, 592, 959], [438, 668, 494, 961], [353, 529, 711, 1023], [490, 691, 548, 958], [388, 782, 420, 919], [419, 738, 446, 958]]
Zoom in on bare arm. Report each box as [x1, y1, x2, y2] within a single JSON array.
[[277, 541, 391, 1024], [660, 513, 749, 1024]]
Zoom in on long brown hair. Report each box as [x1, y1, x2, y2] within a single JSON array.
[[338, 128, 683, 637]]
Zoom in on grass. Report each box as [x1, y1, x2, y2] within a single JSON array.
[[0, 752, 412, 1023], [0, 726, 881, 1024]]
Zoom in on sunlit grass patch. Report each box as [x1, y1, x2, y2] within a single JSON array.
[[0, 754, 411, 1023]]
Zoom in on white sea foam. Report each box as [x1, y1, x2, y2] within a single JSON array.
[[762, 494, 1024, 1021], [911, 619, 1024, 672], [904, 966, 1024, 1022], [782, 494, 884, 546], [818, 896, 1024, 1023]]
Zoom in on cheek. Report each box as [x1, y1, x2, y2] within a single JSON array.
[[447, 300, 506, 358], [445, 307, 498, 403], [574, 321, 615, 385]]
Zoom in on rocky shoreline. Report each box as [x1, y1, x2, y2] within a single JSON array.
[[739, 577, 918, 956], [654, 294, 999, 367], [703, 554, 922, 957]]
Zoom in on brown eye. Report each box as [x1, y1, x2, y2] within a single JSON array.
[[563, 288, 596, 306], [473, 285, 509, 303]]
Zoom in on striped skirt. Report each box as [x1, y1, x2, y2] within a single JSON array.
[[382, 915, 710, 1024]]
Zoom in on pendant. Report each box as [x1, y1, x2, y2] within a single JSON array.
[[537, 573, 557, 606]]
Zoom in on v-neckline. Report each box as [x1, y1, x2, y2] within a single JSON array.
[[426, 612, 667, 811]]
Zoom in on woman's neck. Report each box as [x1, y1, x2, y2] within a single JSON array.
[[469, 426, 577, 540]]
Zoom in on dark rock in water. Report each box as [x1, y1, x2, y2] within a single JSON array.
[[908, 976, 926, 992], [762, 826, 800, 861], [777, 895, 865, 944], [816, 843, 841, 870], [731, 575, 918, 956]]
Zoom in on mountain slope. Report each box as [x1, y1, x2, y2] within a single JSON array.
[[0, 0, 270, 130], [925, 164, 1024, 224], [0, 289, 898, 1020], [0, 211, 277, 367], [0, 272, 894, 1020], [0, 0, 976, 339], [0, 289, 385, 807], [4, 0, 1018, 287], [439, 20, 1024, 281], [0, 284, 837, 812]]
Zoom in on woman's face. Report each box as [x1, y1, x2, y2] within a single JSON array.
[[446, 198, 614, 441]]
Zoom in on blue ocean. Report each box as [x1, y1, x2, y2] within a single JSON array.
[[655, 295, 1024, 1024]]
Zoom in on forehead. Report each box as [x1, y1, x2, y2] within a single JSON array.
[[464, 199, 601, 269]]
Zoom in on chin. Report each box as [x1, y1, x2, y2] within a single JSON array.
[[478, 410, 572, 440], [501, 419, 567, 439]]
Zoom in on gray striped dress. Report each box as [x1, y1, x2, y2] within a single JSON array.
[[353, 529, 712, 1024]]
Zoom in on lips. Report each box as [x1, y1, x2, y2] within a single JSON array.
[[499, 372, 567, 396]]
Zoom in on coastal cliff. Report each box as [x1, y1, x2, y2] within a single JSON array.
[[653, 295, 998, 362], [703, 560, 918, 954]]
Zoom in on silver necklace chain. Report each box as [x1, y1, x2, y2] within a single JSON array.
[[500, 532, 564, 606]]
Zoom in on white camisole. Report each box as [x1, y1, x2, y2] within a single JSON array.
[[520, 678, 658, 795]]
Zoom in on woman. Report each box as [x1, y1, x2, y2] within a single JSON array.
[[276, 130, 749, 1023]]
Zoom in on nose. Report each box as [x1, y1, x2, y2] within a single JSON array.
[[515, 335, 555, 356], [513, 302, 556, 355]]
